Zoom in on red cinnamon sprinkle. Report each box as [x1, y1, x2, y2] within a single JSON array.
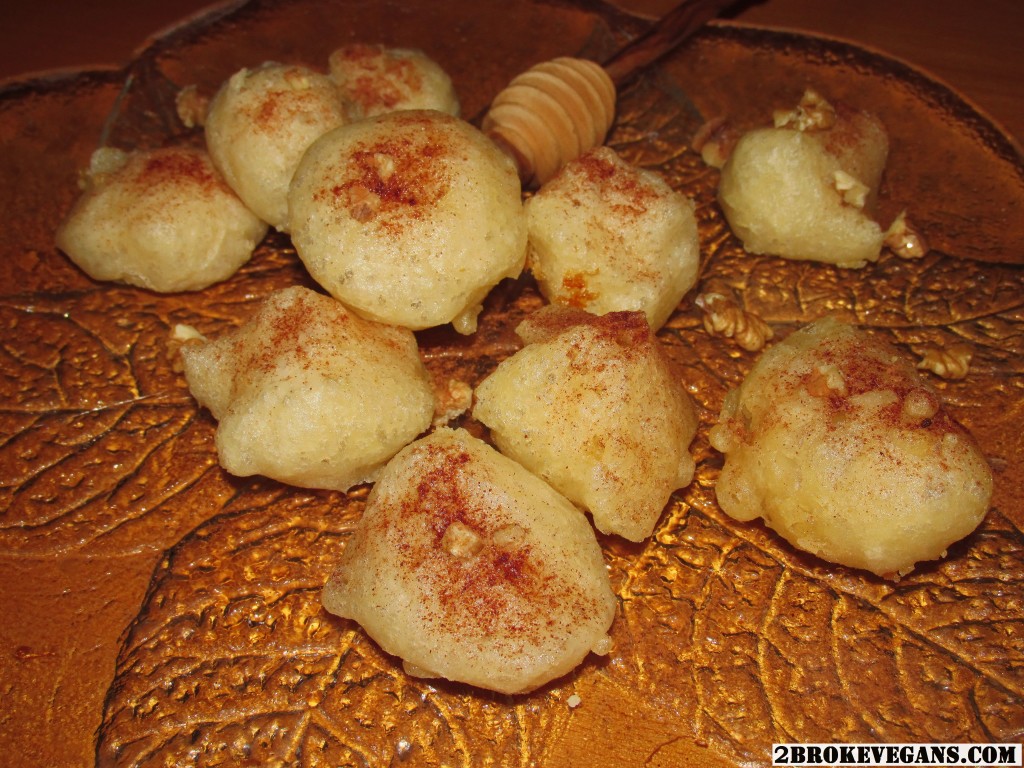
[[316, 116, 452, 236], [382, 439, 598, 640], [560, 272, 597, 308], [137, 149, 222, 199], [573, 148, 659, 218], [334, 44, 425, 112]]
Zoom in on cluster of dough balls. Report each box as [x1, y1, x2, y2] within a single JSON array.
[[203, 48, 460, 233], [474, 305, 698, 541], [179, 286, 435, 491], [709, 316, 993, 577], [182, 299, 688, 693], [55, 146, 267, 292], [716, 89, 890, 268], [154, 51, 657, 694], [58, 38, 998, 698], [322, 427, 617, 695], [57, 44, 461, 293], [318, 304, 701, 693], [525, 146, 701, 330]]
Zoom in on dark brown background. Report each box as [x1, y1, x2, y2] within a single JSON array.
[[3, 0, 1022, 144]]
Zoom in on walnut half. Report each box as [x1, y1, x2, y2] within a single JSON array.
[[918, 343, 973, 380], [884, 210, 930, 260], [695, 282, 774, 352], [772, 88, 837, 132]]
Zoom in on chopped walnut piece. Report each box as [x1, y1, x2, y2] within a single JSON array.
[[175, 85, 209, 128], [884, 210, 930, 259], [441, 521, 484, 559], [347, 183, 380, 222], [773, 88, 837, 132], [833, 170, 869, 209], [695, 283, 774, 352], [433, 378, 472, 426], [372, 152, 396, 180], [171, 323, 206, 343], [78, 147, 128, 190], [167, 323, 207, 372], [917, 343, 973, 380], [805, 363, 847, 397], [692, 117, 740, 169]]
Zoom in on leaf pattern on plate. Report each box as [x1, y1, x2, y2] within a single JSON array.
[[612, 493, 1024, 762], [605, 319, 1024, 760], [96, 441, 1024, 766], [0, 239, 315, 555], [96, 487, 580, 767]]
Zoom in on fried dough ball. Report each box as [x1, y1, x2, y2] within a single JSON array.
[[473, 306, 699, 541], [55, 146, 267, 292], [718, 89, 889, 268], [322, 427, 616, 695], [205, 63, 349, 231], [525, 147, 700, 330], [709, 316, 993, 577], [180, 286, 434, 491], [328, 43, 460, 119], [288, 110, 527, 333]]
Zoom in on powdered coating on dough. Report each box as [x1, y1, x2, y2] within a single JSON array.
[[56, 146, 267, 292], [525, 147, 700, 330], [322, 427, 616, 694], [328, 43, 460, 119], [474, 306, 699, 541], [288, 110, 526, 333], [180, 286, 434, 491], [709, 316, 993, 577], [205, 63, 349, 230]]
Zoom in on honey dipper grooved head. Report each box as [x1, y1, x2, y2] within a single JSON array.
[[483, 57, 616, 187]]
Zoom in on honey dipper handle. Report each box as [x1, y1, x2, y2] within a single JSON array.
[[602, 0, 744, 86], [480, 0, 745, 186]]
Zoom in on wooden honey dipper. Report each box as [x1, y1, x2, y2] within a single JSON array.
[[482, 0, 741, 187]]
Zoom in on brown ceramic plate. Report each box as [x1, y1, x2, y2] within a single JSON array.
[[1, 1, 1022, 766]]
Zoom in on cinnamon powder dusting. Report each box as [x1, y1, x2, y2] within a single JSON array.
[[337, 44, 424, 112], [389, 442, 592, 639], [248, 292, 348, 374], [248, 71, 339, 137], [412, 446, 473, 539], [137, 149, 223, 199], [822, 102, 868, 157], [591, 310, 651, 349], [260, 301, 312, 373], [802, 336, 963, 437], [560, 272, 597, 307], [574, 149, 658, 218], [519, 306, 650, 349], [320, 126, 450, 235]]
